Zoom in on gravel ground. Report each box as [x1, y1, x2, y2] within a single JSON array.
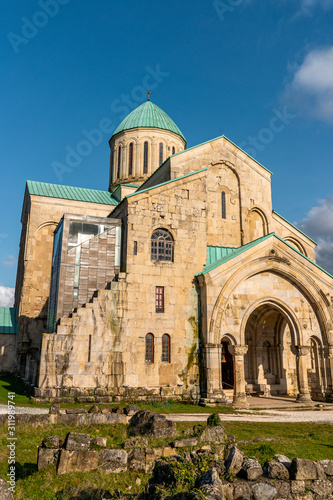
[[1, 405, 333, 422]]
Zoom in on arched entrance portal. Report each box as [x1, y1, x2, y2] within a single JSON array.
[[244, 302, 311, 401], [221, 338, 234, 389]]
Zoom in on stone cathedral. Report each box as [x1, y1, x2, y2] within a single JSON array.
[[2, 98, 333, 406]]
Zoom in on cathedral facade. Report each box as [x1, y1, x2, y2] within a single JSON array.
[[5, 99, 333, 406]]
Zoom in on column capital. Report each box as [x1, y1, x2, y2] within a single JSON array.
[[328, 346, 333, 359], [228, 345, 248, 356], [292, 345, 311, 357]]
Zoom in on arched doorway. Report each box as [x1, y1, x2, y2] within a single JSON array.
[[244, 302, 298, 397], [221, 338, 234, 389]]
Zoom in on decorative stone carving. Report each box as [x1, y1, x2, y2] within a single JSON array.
[[228, 345, 248, 357]]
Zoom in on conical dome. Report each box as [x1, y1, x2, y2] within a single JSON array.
[[112, 101, 186, 142]]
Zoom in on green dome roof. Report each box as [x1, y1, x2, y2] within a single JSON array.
[[112, 101, 186, 142]]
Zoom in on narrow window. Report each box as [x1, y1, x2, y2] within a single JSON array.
[[159, 143, 163, 165], [110, 148, 114, 184], [129, 142, 133, 176], [88, 334, 92, 362], [221, 191, 226, 219], [172, 146, 175, 155], [143, 141, 148, 174], [151, 229, 174, 262], [117, 145, 122, 178], [155, 286, 164, 313], [134, 241, 137, 255], [145, 333, 154, 363], [162, 334, 170, 362]]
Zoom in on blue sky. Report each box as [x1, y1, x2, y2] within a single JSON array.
[[1, 0, 333, 305]]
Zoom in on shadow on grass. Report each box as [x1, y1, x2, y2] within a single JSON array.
[[15, 462, 38, 480], [0, 375, 29, 398]]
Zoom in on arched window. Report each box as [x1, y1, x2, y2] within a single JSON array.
[[159, 143, 163, 165], [117, 146, 122, 178], [151, 229, 174, 262], [128, 142, 133, 176], [110, 148, 114, 184], [143, 141, 148, 174], [221, 191, 226, 219], [162, 334, 170, 362], [145, 333, 154, 363], [172, 146, 175, 155]]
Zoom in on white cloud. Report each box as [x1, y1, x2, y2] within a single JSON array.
[[0, 286, 15, 307], [299, 0, 333, 15], [297, 196, 333, 274], [286, 46, 333, 122], [2, 255, 17, 267]]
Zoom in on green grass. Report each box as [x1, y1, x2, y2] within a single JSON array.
[[0, 419, 332, 499], [0, 376, 32, 406]]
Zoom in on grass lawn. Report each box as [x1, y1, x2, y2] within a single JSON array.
[[0, 419, 332, 499]]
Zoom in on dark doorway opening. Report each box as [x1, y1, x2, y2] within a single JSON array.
[[221, 339, 234, 389]]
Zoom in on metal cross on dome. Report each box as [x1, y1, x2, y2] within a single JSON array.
[[145, 89, 153, 101]]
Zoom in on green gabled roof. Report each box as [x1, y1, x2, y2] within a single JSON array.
[[196, 233, 333, 280], [27, 181, 119, 206], [197, 234, 273, 276], [206, 246, 237, 267], [112, 101, 186, 142], [0, 308, 17, 334]]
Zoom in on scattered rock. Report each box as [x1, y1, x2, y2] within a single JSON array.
[[91, 437, 107, 448], [124, 404, 140, 416], [57, 450, 99, 475], [171, 438, 198, 448], [64, 432, 91, 451], [0, 477, 14, 500], [129, 409, 177, 438], [122, 436, 148, 449], [135, 477, 141, 485], [49, 404, 60, 414], [37, 447, 58, 470], [252, 482, 277, 500], [308, 479, 333, 497], [101, 407, 111, 414], [42, 436, 60, 449], [225, 445, 244, 476], [88, 405, 99, 414], [317, 459, 333, 476], [290, 458, 318, 480], [112, 406, 124, 414], [99, 449, 128, 473], [274, 454, 292, 470], [290, 480, 305, 495], [266, 460, 289, 481], [239, 458, 263, 481], [200, 425, 225, 444], [127, 448, 146, 472], [233, 480, 251, 500], [196, 467, 224, 499]]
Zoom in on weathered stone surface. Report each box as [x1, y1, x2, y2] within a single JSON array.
[[127, 448, 145, 472], [317, 459, 333, 476], [42, 436, 60, 449], [101, 407, 111, 414], [57, 450, 99, 475], [171, 438, 198, 448], [37, 447, 57, 470], [232, 480, 251, 500], [124, 404, 140, 416], [64, 432, 91, 451], [195, 467, 224, 499], [309, 479, 333, 497], [122, 437, 148, 449], [225, 445, 244, 476], [251, 482, 277, 500], [240, 458, 263, 481], [91, 437, 107, 448], [129, 410, 177, 438], [49, 404, 60, 414], [276, 481, 290, 498], [274, 454, 292, 470], [290, 458, 318, 480], [290, 480, 305, 495], [0, 477, 14, 500], [65, 408, 87, 414], [200, 425, 225, 444], [88, 405, 99, 414], [112, 406, 124, 414], [266, 460, 289, 481], [99, 449, 128, 473]]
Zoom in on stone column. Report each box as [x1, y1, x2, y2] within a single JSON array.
[[326, 344, 333, 402], [202, 343, 227, 404], [229, 345, 249, 408], [293, 346, 313, 404]]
